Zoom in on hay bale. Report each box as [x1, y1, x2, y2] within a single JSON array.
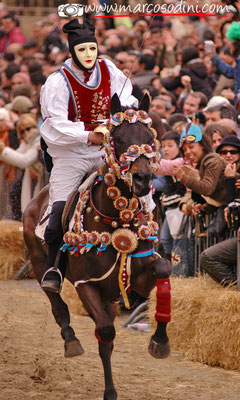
[[149, 276, 240, 372], [0, 219, 27, 279]]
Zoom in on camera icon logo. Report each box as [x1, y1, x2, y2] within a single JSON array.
[[58, 4, 84, 17]]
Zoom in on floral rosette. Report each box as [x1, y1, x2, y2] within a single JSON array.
[[104, 172, 116, 186], [137, 110, 152, 127], [120, 209, 134, 223], [113, 196, 128, 210], [138, 225, 151, 240], [63, 232, 71, 244], [112, 228, 138, 253], [78, 232, 88, 246], [119, 154, 127, 164], [99, 232, 112, 246], [88, 231, 99, 245], [126, 144, 140, 158], [71, 234, 80, 246], [124, 109, 138, 124], [107, 186, 121, 200], [111, 112, 124, 126], [148, 221, 159, 235], [141, 143, 153, 158]]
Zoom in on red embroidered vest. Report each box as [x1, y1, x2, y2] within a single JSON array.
[[59, 59, 111, 130]]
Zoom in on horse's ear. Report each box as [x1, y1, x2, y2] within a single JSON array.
[[111, 93, 122, 115], [139, 93, 150, 112]]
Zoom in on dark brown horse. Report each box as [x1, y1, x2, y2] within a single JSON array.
[[23, 94, 171, 400]]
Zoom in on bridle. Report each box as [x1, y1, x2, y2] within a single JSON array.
[[103, 109, 161, 187]]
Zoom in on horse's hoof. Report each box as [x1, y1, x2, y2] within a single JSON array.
[[148, 338, 171, 359], [64, 340, 84, 358]]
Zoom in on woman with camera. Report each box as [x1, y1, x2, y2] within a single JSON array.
[[172, 124, 228, 209]]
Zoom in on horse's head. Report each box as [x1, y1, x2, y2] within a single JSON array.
[[103, 94, 160, 198]]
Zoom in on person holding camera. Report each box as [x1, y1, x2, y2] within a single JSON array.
[[39, 18, 137, 293], [172, 124, 228, 207]]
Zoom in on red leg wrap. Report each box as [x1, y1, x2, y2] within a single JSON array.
[[95, 328, 111, 344], [155, 278, 171, 323]]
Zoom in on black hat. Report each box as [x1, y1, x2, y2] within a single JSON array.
[[216, 135, 240, 153], [62, 18, 97, 54]]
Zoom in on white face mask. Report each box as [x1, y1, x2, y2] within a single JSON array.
[[73, 42, 98, 69]]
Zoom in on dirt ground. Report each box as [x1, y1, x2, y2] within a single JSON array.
[[1, 280, 240, 400]]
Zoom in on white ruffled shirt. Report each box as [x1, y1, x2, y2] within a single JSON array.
[[40, 58, 138, 159]]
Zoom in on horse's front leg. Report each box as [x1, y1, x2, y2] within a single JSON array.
[[45, 291, 84, 358], [99, 302, 117, 400], [23, 223, 84, 358], [148, 255, 171, 359], [99, 341, 117, 400], [75, 284, 117, 399]]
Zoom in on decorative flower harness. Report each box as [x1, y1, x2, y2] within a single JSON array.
[[61, 109, 161, 308]]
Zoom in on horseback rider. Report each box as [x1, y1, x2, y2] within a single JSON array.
[[40, 18, 137, 293]]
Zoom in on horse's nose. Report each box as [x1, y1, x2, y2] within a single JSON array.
[[133, 171, 152, 185], [132, 171, 153, 196]]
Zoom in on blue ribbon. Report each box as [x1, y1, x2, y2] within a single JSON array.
[[96, 244, 108, 254], [129, 249, 155, 258]]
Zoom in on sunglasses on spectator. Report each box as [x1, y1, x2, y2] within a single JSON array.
[[20, 126, 34, 135], [219, 150, 240, 155]]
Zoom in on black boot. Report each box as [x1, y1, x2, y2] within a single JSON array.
[[41, 243, 66, 293], [41, 201, 66, 293]]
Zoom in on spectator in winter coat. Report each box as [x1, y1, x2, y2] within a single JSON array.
[[161, 46, 213, 99]]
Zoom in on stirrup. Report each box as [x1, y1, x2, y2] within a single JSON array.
[[41, 267, 63, 293]]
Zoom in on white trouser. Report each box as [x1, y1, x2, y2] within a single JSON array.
[[49, 156, 103, 203]]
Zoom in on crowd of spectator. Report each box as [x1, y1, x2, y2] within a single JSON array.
[[0, 0, 240, 286]]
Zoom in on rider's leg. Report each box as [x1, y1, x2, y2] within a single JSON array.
[[41, 156, 104, 292], [41, 200, 66, 292]]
